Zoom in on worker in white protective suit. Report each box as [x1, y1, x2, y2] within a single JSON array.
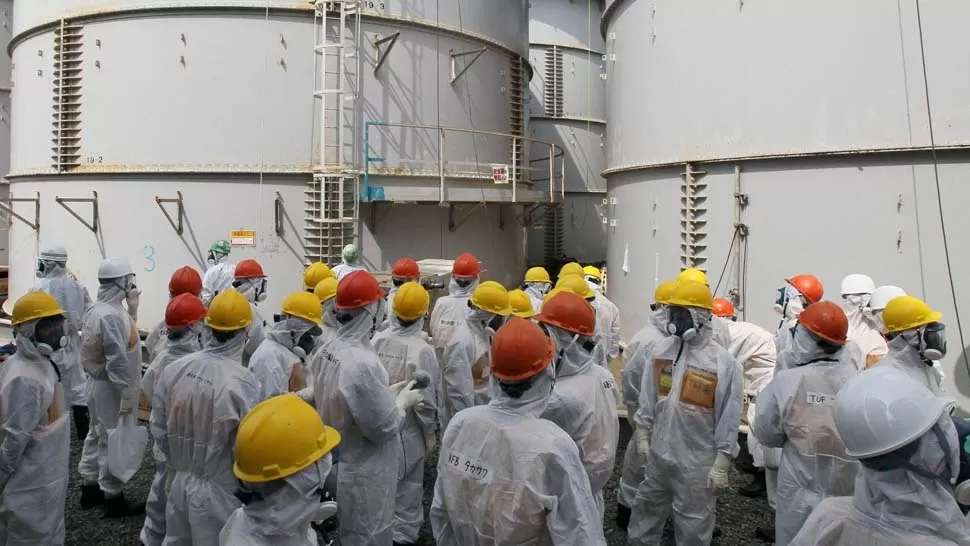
[[386, 257, 420, 316], [523, 266, 552, 314], [869, 285, 907, 334], [331, 243, 368, 280], [139, 294, 207, 546], [753, 301, 861, 546], [249, 292, 322, 402], [440, 281, 512, 427], [430, 252, 481, 350], [313, 277, 340, 354], [34, 245, 92, 441], [151, 289, 261, 545], [628, 280, 744, 546], [202, 240, 234, 306], [144, 266, 204, 362], [0, 292, 71, 545], [431, 316, 608, 545], [616, 280, 677, 530], [309, 270, 425, 546], [840, 273, 889, 369], [371, 282, 440, 546], [219, 394, 341, 546], [555, 274, 610, 368], [78, 257, 146, 517], [537, 291, 620, 521], [583, 265, 622, 365], [791, 367, 970, 546], [874, 295, 947, 396], [773, 274, 825, 371], [231, 259, 268, 368], [709, 298, 734, 350]]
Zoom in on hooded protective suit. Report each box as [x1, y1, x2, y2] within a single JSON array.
[[79, 283, 143, 496], [218, 456, 335, 546], [711, 316, 733, 350], [331, 262, 366, 281], [249, 317, 317, 401], [372, 315, 440, 544], [202, 256, 235, 307], [541, 327, 620, 520], [874, 335, 945, 396], [145, 320, 167, 363], [0, 333, 70, 546], [842, 300, 888, 369], [524, 283, 548, 315], [35, 262, 92, 407], [629, 308, 744, 546], [591, 293, 621, 364], [430, 278, 479, 350], [431, 369, 608, 546], [310, 300, 404, 546], [139, 325, 203, 546], [151, 330, 261, 546], [234, 279, 267, 369], [790, 416, 970, 546], [439, 307, 493, 429], [752, 325, 861, 546], [724, 320, 776, 467]]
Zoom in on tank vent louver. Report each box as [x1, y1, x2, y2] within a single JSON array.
[[543, 204, 565, 265], [543, 47, 564, 118], [51, 20, 83, 172], [680, 163, 708, 271], [508, 55, 526, 184], [305, 174, 357, 264]]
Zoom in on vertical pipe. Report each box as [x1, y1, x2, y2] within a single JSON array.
[[549, 145, 555, 201], [362, 122, 370, 201], [733, 165, 742, 314], [511, 136, 517, 203], [438, 128, 445, 204]]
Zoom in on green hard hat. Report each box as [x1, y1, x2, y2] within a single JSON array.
[[211, 240, 231, 255], [342, 244, 359, 263]]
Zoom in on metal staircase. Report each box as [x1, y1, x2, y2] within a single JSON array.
[[508, 55, 527, 184], [52, 20, 83, 172], [306, 0, 361, 265]]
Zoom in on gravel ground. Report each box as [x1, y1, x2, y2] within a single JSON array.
[[64, 423, 775, 546]]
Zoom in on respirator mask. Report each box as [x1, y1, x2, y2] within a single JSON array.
[[774, 285, 806, 319], [291, 325, 323, 360], [233, 278, 268, 303], [917, 322, 947, 362], [666, 306, 698, 341], [33, 315, 68, 358]]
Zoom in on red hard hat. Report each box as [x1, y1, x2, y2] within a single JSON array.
[[490, 317, 554, 382], [165, 293, 207, 330], [335, 270, 387, 310], [392, 257, 420, 280], [452, 253, 481, 279], [234, 259, 266, 280], [712, 298, 736, 318], [787, 274, 824, 304], [797, 301, 848, 346], [169, 266, 203, 297], [535, 291, 596, 337]]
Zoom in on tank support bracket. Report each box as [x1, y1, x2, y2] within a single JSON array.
[[274, 192, 285, 237], [0, 192, 40, 231], [155, 191, 184, 235], [372, 32, 399, 75], [55, 191, 98, 233], [450, 48, 488, 84], [448, 202, 484, 232]]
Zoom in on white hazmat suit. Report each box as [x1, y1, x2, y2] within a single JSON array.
[[842, 299, 888, 368], [524, 283, 548, 315], [724, 320, 776, 468], [35, 262, 91, 408], [591, 292, 621, 363], [875, 335, 945, 396], [430, 278, 479, 350], [202, 256, 235, 307], [248, 317, 317, 401], [439, 308, 493, 428]]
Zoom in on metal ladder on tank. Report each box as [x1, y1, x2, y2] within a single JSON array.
[[52, 20, 83, 173], [306, 0, 362, 265], [508, 55, 526, 184]]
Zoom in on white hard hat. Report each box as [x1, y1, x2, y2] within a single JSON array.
[[870, 285, 907, 311], [39, 245, 68, 262], [835, 367, 955, 459], [840, 274, 875, 296], [98, 257, 133, 280]]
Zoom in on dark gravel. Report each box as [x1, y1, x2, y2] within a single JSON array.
[[65, 420, 775, 546]]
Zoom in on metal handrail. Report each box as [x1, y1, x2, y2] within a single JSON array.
[[363, 121, 565, 204]]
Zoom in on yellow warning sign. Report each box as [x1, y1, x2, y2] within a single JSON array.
[[230, 230, 256, 246]]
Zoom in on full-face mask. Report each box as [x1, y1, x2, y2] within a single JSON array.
[[774, 285, 806, 321], [291, 325, 323, 360], [207, 250, 226, 265], [233, 278, 268, 303], [666, 306, 698, 341], [28, 315, 68, 360], [896, 322, 947, 363], [36, 259, 65, 278]]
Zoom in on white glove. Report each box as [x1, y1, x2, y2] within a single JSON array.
[[424, 426, 437, 454], [421, 332, 432, 344], [389, 380, 410, 396], [315, 501, 338, 523], [119, 388, 137, 415], [626, 403, 638, 432], [297, 387, 315, 404], [395, 381, 423, 412], [635, 427, 651, 458], [126, 289, 142, 322], [707, 452, 732, 492]]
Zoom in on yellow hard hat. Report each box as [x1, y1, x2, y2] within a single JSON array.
[[582, 265, 602, 281], [678, 268, 709, 286], [559, 262, 583, 278], [303, 262, 334, 290], [524, 266, 551, 284], [508, 289, 536, 318], [654, 280, 679, 304], [234, 394, 341, 483], [883, 296, 943, 333], [281, 291, 323, 325], [12, 291, 65, 326], [205, 289, 253, 332], [393, 282, 430, 321], [667, 280, 714, 310], [555, 274, 595, 299], [313, 277, 339, 303], [542, 287, 564, 307], [469, 281, 513, 316]]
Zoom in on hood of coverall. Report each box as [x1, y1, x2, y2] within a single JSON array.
[[585, 277, 603, 295], [321, 298, 339, 329], [669, 306, 715, 348], [14, 320, 57, 363], [448, 277, 479, 298], [37, 261, 67, 280], [237, 455, 334, 541], [266, 316, 319, 353], [548, 324, 594, 379], [97, 280, 129, 306], [389, 314, 426, 338], [786, 324, 843, 366], [524, 282, 549, 301], [235, 278, 266, 304], [842, 299, 882, 336], [465, 306, 497, 338], [336, 299, 383, 345], [488, 364, 556, 418], [854, 416, 967, 544], [167, 322, 205, 358], [203, 324, 251, 361]]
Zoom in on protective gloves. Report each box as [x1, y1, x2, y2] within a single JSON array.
[[297, 387, 315, 405], [389, 380, 410, 396], [423, 425, 437, 454], [635, 427, 651, 458], [126, 289, 142, 322], [707, 452, 732, 492], [627, 403, 638, 432], [395, 380, 424, 413], [119, 388, 138, 415]]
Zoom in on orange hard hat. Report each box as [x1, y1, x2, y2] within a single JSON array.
[[165, 293, 207, 330], [452, 253, 481, 279], [335, 270, 387, 310], [535, 291, 596, 337], [712, 298, 736, 318], [787, 274, 824, 304], [797, 301, 848, 346], [169, 266, 203, 297], [234, 259, 267, 280], [490, 317, 554, 382], [392, 257, 420, 280]]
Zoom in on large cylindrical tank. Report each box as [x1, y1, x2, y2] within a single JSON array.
[[527, 0, 606, 265], [603, 0, 970, 403], [8, 0, 530, 327], [0, 0, 11, 267]]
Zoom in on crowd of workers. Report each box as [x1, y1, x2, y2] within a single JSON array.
[[1, 239, 969, 546]]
